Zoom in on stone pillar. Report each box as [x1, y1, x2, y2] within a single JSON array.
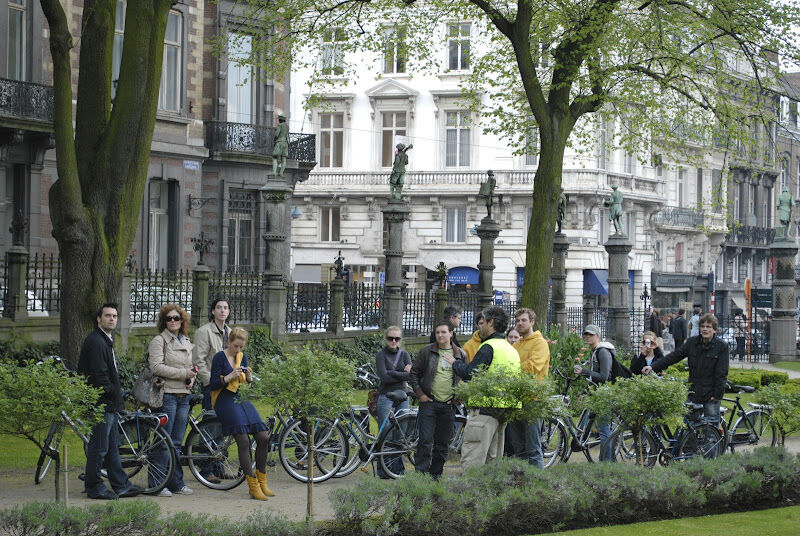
[[382, 200, 410, 329], [551, 232, 570, 334], [476, 216, 501, 311], [118, 270, 133, 351], [770, 238, 798, 362], [261, 183, 293, 337], [329, 277, 345, 334], [191, 264, 210, 328], [605, 235, 632, 346], [434, 286, 448, 322], [4, 245, 28, 320], [583, 297, 595, 331]]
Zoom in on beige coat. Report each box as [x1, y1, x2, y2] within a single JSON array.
[[193, 321, 229, 387], [148, 329, 194, 394]]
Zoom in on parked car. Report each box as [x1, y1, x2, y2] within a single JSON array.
[[719, 327, 767, 353], [0, 289, 50, 317]]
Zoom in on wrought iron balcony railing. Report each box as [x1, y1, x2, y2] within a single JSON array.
[[725, 225, 775, 246], [205, 121, 316, 162], [653, 206, 704, 228], [0, 77, 54, 123]]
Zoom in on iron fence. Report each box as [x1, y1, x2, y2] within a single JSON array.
[[26, 253, 61, 313], [0, 255, 6, 316], [209, 271, 264, 324], [285, 283, 330, 332], [130, 269, 192, 324], [403, 288, 434, 336], [343, 283, 383, 330], [446, 292, 481, 335], [716, 313, 770, 363], [288, 133, 316, 162], [0, 77, 54, 122]]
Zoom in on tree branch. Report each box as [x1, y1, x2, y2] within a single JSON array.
[[469, 0, 512, 38]]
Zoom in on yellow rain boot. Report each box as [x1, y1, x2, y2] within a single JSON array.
[[246, 475, 268, 500], [255, 469, 276, 497]]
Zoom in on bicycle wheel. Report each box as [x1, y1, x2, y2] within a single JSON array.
[[607, 426, 659, 467], [334, 410, 370, 478], [186, 418, 247, 490], [580, 415, 609, 463], [35, 422, 65, 484], [117, 416, 174, 494], [279, 418, 347, 483], [730, 409, 777, 453], [675, 423, 723, 461], [376, 413, 419, 479], [540, 417, 567, 468]]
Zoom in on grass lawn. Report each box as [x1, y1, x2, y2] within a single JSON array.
[[773, 361, 800, 373], [538, 505, 800, 535]]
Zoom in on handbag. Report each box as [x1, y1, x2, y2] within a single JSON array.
[[385, 388, 408, 403], [133, 339, 166, 408], [367, 389, 379, 417]]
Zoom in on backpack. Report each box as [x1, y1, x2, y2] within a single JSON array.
[[594, 344, 632, 382]]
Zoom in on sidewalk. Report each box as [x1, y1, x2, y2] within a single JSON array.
[[729, 361, 800, 379]]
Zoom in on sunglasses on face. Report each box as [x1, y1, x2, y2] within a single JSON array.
[[166, 315, 181, 322], [386, 336, 401, 342]]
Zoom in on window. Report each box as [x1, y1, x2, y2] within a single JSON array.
[[781, 96, 790, 123], [748, 184, 756, 221], [321, 28, 345, 75], [445, 111, 470, 167], [597, 118, 613, 170], [780, 158, 789, 191], [654, 240, 663, 269], [524, 125, 538, 166], [598, 209, 608, 244], [797, 158, 800, 198], [675, 242, 683, 272], [712, 169, 723, 214], [763, 189, 771, 228], [715, 255, 724, 283], [746, 258, 753, 281], [447, 23, 470, 71], [320, 113, 344, 168], [7, 0, 25, 81], [227, 191, 254, 272], [383, 27, 406, 74], [626, 212, 636, 245], [677, 168, 685, 207], [624, 150, 634, 174], [112, 1, 125, 97], [321, 206, 341, 242], [227, 34, 252, 123], [696, 168, 703, 208], [445, 207, 466, 243], [158, 10, 182, 112], [761, 258, 768, 283], [656, 164, 663, 180], [381, 112, 407, 167], [731, 254, 739, 284], [148, 182, 169, 271]]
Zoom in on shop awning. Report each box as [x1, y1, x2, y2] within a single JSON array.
[[583, 269, 608, 295], [448, 266, 479, 285]]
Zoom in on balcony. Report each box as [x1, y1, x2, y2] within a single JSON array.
[[725, 225, 775, 246], [0, 77, 54, 125], [205, 121, 316, 163], [653, 206, 704, 228]]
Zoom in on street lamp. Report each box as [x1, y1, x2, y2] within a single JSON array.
[[639, 283, 650, 311]]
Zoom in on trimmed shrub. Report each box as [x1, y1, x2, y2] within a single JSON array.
[[761, 370, 790, 386], [727, 369, 762, 389], [0, 334, 60, 366]]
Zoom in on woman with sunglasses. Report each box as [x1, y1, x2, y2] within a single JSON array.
[[374, 326, 412, 478], [147, 304, 196, 496], [630, 330, 664, 376]]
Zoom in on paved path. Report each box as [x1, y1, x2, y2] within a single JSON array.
[[730, 361, 800, 379]]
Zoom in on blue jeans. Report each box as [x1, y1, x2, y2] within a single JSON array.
[[376, 394, 409, 477], [152, 393, 189, 490], [596, 415, 612, 462], [85, 412, 133, 496], [415, 401, 454, 477], [506, 419, 544, 468]]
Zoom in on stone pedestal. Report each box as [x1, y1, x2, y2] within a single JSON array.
[[329, 277, 345, 334], [604, 235, 632, 346], [583, 297, 595, 330], [770, 238, 798, 362], [191, 264, 210, 328], [261, 182, 293, 337], [434, 286, 448, 323], [4, 245, 28, 320], [476, 217, 501, 312], [551, 232, 570, 334], [382, 200, 410, 329]]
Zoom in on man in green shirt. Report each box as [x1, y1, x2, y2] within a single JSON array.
[[410, 320, 467, 478]]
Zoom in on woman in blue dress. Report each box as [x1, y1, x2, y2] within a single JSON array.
[[209, 327, 273, 500]]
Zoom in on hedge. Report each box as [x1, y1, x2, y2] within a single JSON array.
[[760, 370, 790, 386]]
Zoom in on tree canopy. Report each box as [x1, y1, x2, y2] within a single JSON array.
[[238, 0, 800, 323]]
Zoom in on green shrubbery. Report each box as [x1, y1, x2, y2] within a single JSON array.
[[0, 333, 60, 366], [727, 369, 763, 389], [757, 382, 800, 445], [329, 448, 800, 536], [760, 370, 790, 386]]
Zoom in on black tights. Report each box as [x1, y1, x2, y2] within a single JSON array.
[[234, 431, 269, 477]]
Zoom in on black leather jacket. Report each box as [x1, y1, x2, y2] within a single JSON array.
[[651, 335, 729, 403]]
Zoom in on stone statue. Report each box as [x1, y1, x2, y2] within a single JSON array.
[[602, 184, 624, 236], [478, 170, 497, 218], [334, 250, 345, 279], [556, 188, 567, 233], [272, 115, 289, 176], [389, 143, 413, 200], [777, 186, 795, 239]]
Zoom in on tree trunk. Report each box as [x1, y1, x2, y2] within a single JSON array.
[[306, 419, 315, 525], [520, 125, 570, 327]]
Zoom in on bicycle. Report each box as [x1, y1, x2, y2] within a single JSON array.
[[720, 382, 777, 453], [35, 358, 174, 494]]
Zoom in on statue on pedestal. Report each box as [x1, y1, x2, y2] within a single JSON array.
[[777, 186, 794, 239], [478, 170, 497, 218], [389, 143, 413, 200], [272, 115, 289, 177], [334, 250, 345, 279], [603, 184, 624, 236], [557, 188, 567, 233]]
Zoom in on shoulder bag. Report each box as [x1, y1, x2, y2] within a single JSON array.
[[133, 339, 166, 408]]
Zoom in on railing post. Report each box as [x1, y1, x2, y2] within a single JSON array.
[[329, 278, 344, 334], [551, 232, 570, 335], [192, 264, 211, 328], [382, 200, 410, 329], [117, 270, 132, 352], [5, 245, 29, 320], [434, 286, 448, 322]]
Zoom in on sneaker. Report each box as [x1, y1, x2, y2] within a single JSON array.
[[156, 488, 173, 497], [175, 486, 194, 495]]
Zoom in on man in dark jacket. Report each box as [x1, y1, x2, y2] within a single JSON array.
[[429, 304, 462, 347], [78, 303, 143, 500], [670, 308, 688, 349], [643, 313, 729, 424], [410, 320, 466, 478]]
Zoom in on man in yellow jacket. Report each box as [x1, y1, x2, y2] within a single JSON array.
[[461, 311, 484, 363], [508, 308, 550, 468]]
